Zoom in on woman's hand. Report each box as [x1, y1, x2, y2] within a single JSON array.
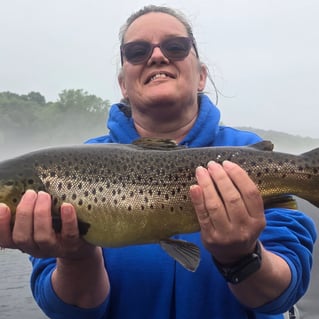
[[190, 160, 266, 264], [0, 190, 95, 259]]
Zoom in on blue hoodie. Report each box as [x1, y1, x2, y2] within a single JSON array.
[[30, 95, 316, 319]]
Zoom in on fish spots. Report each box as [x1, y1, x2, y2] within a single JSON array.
[[264, 168, 270, 174]]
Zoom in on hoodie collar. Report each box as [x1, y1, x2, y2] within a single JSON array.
[[107, 94, 221, 146]]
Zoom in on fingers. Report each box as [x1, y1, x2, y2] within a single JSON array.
[[0, 203, 14, 248], [0, 190, 89, 258], [190, 184, 215, 229], [33, 191, 56, 249], [206, 161, 248, 225], [60, 203, 80, 243], [190, 160, 266, 259], [222, 160, 264, 218], [13, 190, 37, 250], [194, 165, 230, 227]]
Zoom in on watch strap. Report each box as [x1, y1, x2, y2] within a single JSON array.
[[212, 240, 262, 284]]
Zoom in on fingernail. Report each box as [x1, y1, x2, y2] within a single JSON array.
[[24, 189, 37, 199], [195, 166, 206, 176], [0, 203, 9, 215], [61, 204, 73, 217], [222, 160, 235, 168]]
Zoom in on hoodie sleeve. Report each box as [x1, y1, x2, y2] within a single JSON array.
[[29, 257, 109, 319], [253, 208, 316, 314]]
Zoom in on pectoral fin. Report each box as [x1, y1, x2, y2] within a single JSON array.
[[160, 238, 200, 272]]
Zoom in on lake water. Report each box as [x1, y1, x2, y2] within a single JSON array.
[[0, 249, 47, 319]]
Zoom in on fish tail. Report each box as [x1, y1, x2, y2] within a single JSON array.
[[298, 148, 319, 208]]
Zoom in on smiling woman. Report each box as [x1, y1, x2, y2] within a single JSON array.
[[0, 4, 316, 319], [117, 9, 207, 138]]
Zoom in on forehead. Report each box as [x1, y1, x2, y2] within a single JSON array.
[[124, 12, 188, 42]]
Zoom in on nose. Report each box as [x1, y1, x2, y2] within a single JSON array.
[[147, 46, 169, 65]]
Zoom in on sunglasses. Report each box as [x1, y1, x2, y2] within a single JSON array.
[[120, 36, 198, 65]]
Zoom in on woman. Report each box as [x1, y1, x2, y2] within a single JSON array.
[[0, 5, 316, 319]]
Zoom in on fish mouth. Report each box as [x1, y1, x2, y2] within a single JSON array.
[[144, 71, 176, 84]]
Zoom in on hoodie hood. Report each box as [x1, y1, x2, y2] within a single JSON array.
[[106, 94, 220, 147]]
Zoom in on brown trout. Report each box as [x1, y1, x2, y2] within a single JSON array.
[[1, 138, 319, 271]]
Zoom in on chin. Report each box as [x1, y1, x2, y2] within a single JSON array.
[[146, 88, 178, 103]]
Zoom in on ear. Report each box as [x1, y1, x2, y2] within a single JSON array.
[[197, 63, 208, 92], [118, 70, 128, 98]]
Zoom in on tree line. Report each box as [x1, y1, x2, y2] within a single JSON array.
[[0, 89, 110, 156]]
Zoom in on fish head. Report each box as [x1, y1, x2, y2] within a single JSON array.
[[0, 161, 45, 220], [0, 177, 25, 215]]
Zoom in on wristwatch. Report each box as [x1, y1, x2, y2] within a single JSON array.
[[212, 241, 262, 284]]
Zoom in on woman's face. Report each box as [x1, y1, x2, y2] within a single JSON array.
[[118, 12, 207, 112]]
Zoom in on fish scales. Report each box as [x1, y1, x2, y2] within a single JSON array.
[[1, 140, 319, 249]]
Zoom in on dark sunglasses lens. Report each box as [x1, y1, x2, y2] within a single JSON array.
[[122, 37, 192, 64], [162, 37, 191, 60], [123, 42, 151, 64]]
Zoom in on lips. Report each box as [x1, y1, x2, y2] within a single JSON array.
[[145, 71, 175, 84]]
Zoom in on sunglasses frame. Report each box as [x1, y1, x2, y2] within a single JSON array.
[[120, 36, 199, 65]]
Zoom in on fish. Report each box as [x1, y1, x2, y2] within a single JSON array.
[[1, 138, 319, 271]]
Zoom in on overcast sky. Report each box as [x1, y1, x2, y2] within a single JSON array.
[[1, 0, 318, 138]]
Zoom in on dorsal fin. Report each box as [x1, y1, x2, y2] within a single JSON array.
[[132, 137, 186, 150], [300, 147, 319, 157], [248, 140, 274, 151]]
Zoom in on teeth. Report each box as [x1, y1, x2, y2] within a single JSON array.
[[150, 73, 168, 82]]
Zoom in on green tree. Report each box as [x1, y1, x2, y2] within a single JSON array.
[[0, 90, 110, 155]]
